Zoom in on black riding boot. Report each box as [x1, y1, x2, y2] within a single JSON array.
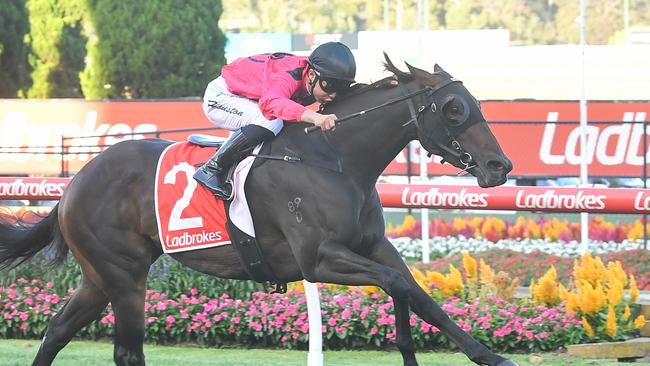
[[193, 125, 274, 200]]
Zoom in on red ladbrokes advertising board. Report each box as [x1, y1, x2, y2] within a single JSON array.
[[4, 177, 650, 214], [1, 99, 648, 177]]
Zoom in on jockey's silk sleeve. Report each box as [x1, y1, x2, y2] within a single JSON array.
[[258, 75, 307, 122]]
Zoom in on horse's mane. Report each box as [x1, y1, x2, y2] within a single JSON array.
[[335, 53, 416, 100]]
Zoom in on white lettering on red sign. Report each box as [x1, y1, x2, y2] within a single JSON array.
[[540, 112, 649, 166], [515, 189, 606, 210], [164, 230, 223, 248], [0, 179, 66, 198], [0, 110, 157, 162], [401, 187, 489, 207], [634, 192, 650, 211]]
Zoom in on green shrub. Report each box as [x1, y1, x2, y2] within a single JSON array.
[[0, 0, 30, 97]]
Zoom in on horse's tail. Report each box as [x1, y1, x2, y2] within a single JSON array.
[[0, 205, 68, 270]]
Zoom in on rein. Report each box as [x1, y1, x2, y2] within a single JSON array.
[[303, 87, 434, 134]]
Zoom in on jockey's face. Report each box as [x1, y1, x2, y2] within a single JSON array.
[[307, 69, 336, 104]]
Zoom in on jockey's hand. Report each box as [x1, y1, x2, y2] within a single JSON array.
[[301, 109, 338, 131], [313, 113, 337, 131]]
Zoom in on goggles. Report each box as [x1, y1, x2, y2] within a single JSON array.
[[318, 77, 352, 94]]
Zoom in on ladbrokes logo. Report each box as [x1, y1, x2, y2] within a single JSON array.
[[515, 190, 606, 210], [0, 178, 66, 198], [165, 230, 224, 248], [401, 187, 489, 208]]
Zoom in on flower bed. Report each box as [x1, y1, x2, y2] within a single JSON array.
[[389, 236, 645, 259], [387, 215, 647, 243], [1, 250, 646, 352], [418, 249, 650, 290], [0, 279, 589, 352]]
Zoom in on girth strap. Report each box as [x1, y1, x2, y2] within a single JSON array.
[[223, 202, 287, 293]]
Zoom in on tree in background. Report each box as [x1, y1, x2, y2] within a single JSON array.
[[220, 0, 650, 45], [80, 1, 226, 99], [0, 0, 30, 97], [27, 0, 88, 98]]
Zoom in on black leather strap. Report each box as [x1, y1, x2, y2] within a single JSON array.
[[223, 203, 287, 293]]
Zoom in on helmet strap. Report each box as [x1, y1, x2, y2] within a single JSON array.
[[307, 69, 319, 96]]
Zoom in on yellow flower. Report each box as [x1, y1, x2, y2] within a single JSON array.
[[445, 264, 465, 296], [606, 261, 627, 287], [607, 279, 624, 306], [605, 305, 617, 338], [532, 266, 560, 306], [634, 315, 646, 329], [462, 251, 477, 281], [577, 280, 607, 314], [360, 286, 380, 295], [566, 292, 580, 315], [558, 283, 569, 301], [623, 304, 631, 321], [629, 275, 640, 303], [582, 317, 595, 337], [574, 253, 608, 287], [479, 258, 495, 286], [411, 267, 429, 292]]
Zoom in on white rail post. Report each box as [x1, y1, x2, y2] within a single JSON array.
[[303, 280, 323, 366]]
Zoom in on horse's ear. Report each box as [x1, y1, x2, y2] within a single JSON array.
[[404, 61, 431, 80], [383, 52, 412, 80], [434, 64, 444, 73], [383, 52, 399, 71]]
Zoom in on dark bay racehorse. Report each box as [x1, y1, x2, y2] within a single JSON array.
[[0, 55, 514, 366]]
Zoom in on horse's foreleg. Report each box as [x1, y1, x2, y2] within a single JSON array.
[[367, 238, 518, 366], [32, 277, 109, 366], [303, 240, 418, 366]]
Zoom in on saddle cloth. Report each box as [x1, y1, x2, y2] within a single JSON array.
[[154, 141, 260, 253]]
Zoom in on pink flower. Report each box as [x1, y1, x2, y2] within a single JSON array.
[[370, 327, 378, 335], [190, 288, 199, 296], [19, 312, 28, 321], [231, 316, 240, 324], [166, 315, 176, 324], [327, 317, 337, 326], [420, 322, 431, 333]]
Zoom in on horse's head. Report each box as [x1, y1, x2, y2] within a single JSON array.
[[385, 54, 512, 187]]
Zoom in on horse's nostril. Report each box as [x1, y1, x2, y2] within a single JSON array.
[[487, 160, 505, 172]]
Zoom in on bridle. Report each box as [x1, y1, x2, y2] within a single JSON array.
[[304, 77, 481, 175], [399, 79, 480, 175]]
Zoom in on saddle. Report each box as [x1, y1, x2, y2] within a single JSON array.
[[188, 134, 286, 293]]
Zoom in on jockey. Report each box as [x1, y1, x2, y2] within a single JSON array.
[[193, 42, 356, 200]]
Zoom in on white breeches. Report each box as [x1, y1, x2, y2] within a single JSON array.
[[202, 76, 283, 136]]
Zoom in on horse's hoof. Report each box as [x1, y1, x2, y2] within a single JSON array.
[[496, 360, 519, 366]]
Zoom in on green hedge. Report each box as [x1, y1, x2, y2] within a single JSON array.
[[80, 0, 226, 99], [0, 0, 30, 97], [0, 251, 258, 300]]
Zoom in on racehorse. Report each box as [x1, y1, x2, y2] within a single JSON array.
[[0, 54, 514, 366]]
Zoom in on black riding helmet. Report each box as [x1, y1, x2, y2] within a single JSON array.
[[307, 42, 356, 94]]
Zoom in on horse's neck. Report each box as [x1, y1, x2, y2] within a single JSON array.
[[330, 86, 416, 186]]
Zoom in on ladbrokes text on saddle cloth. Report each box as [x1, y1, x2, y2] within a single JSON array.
[[154, 142, 231, 253]]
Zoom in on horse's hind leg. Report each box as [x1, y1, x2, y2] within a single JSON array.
[[32, 276, 109, 366], [110, 285, 147, 366]]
